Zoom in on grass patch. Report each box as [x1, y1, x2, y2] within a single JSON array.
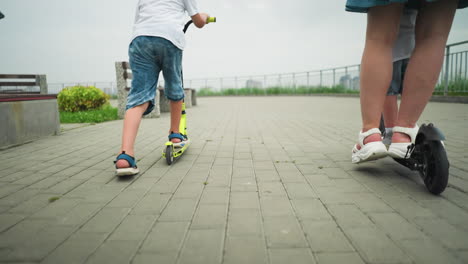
[[434, 78, 468, 96], [60, 104, 118, 123], [197, 85, 360, 96]]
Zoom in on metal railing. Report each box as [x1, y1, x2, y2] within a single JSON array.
[[5, 41, 466, 96], [440, 40, 468, 95]]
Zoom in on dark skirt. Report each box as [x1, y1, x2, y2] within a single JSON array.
[[346, 0, 468, 12]]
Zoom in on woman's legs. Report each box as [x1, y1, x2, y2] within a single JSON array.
[[358, 3, 403, 146], [383, 95, 398, 128], [393, 0, 457, 143]]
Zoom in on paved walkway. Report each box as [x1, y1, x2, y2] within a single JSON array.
[[1, 96, 468, 264]]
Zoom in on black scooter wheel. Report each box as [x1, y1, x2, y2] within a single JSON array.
[[166, 145, 174, 165], [420, 141, 449, 195]]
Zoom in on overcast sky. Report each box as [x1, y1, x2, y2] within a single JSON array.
[[1, 0, 467, 83]]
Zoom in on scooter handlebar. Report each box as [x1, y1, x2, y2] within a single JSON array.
[[206, 17, 216, 23]]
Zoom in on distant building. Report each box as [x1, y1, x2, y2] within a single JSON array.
[[245, 79, 262, 89], [339, 74, 352, 89], [352, 76, 360, 91]]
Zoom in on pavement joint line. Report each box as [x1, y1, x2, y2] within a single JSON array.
[[130, 135, 212, 264]]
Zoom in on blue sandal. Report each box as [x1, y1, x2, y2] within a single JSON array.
[[169, 132, 187, 148], [114, 151, 139, 176]]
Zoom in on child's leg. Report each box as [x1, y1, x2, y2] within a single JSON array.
[[383, 95, 398, 128], [170, 100, 183, 143], [394, 0, 457, 143], [160, 39, 185, 143], [358, 3, 403, 146], [116, 36, 160, 168], [116, 102, 149, 168]]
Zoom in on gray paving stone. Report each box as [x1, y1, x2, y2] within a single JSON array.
[[413, 217, 468, 249], [0, 213, 25, 233], [344, 227, 412, 264], [54, 202, 103, 226], [284, 182, 318, 199], [199, 187, 229, 205], [291, 198, 332, 221], [40, 232, 107, 264], [191, 203, 228, 230], [327, 204, 374, 229], [158, 198, 198, 222], [401, 239, 463, 264], [173, 182, 205, 199], [316, 252, 365, 264], [260, 196, 295, 217], [258, 181, 288, 197], [263, 216, 308, 248], [80, 207, 130, 233], [106, 189, 147, 208], [302, 220, 354, 253], [6, 225, 76, 262], [140, 221, 190, 253], [231, 177, 257, 192], [108, 214, 157, 241], [30, 198, 81, 220], [178, 229, 225, 264], [230, 192, 260, 209], [420, 199, 468, 232], [369, 212, 425, 241], [0, 187, 37, 207], [223, 236, 267, 264], [348, 192, 394, 213], [314, 187, 355, 205], [304, 173, 334, 187], [269, 248, 316, 264], [133, 252, 177, 264], [227, 208, 263, 237], [131, 193, 171, 215], [86, 240, 141, 264]]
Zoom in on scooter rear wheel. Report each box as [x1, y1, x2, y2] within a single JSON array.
[[420, 141, 449, 195], [166, 145, 174, 165]]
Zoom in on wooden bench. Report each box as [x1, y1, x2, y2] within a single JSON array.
[[0, 74, 48, 94], [115, 61, 197, 119], [0, 74, 60, 149]]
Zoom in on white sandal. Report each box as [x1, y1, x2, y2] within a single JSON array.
[[352, 128, 388, 164], [388, 125, 419, 159]]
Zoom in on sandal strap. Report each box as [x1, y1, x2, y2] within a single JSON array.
[[358, 128, 381, 147], [393, 125, 419, 144], [168, 133, 185, 141], [114, 152, 137, 168]]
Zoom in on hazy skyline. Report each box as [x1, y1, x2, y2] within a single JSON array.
[[1, 0, 467, 84]]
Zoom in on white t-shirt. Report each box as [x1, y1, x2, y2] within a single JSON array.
[[393, 9, 417, 62], [132, 0, 199, 50]]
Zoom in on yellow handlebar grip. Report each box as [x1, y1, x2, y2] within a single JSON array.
[[207, 17, 216, 23]]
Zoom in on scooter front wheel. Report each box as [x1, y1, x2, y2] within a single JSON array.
[[420, 141, 449, 195], [166, 145, 174, 165]]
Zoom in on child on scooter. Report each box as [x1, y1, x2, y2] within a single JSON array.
[[114, 0, 210, 176], [382, 8, 417, 146]]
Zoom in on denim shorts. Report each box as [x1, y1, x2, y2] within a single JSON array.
[[387, 58, 409, 96], [127, 36, 185, 115]]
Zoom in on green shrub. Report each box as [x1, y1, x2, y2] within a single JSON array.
[[58, 86, 109, 112]]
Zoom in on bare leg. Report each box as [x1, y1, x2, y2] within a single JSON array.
[[359, 3, 403, 146], [393, 0, 457, 142], [169, 100, 183, 143], [383, 95, 398, 128], [116, 102, 149, 168]]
